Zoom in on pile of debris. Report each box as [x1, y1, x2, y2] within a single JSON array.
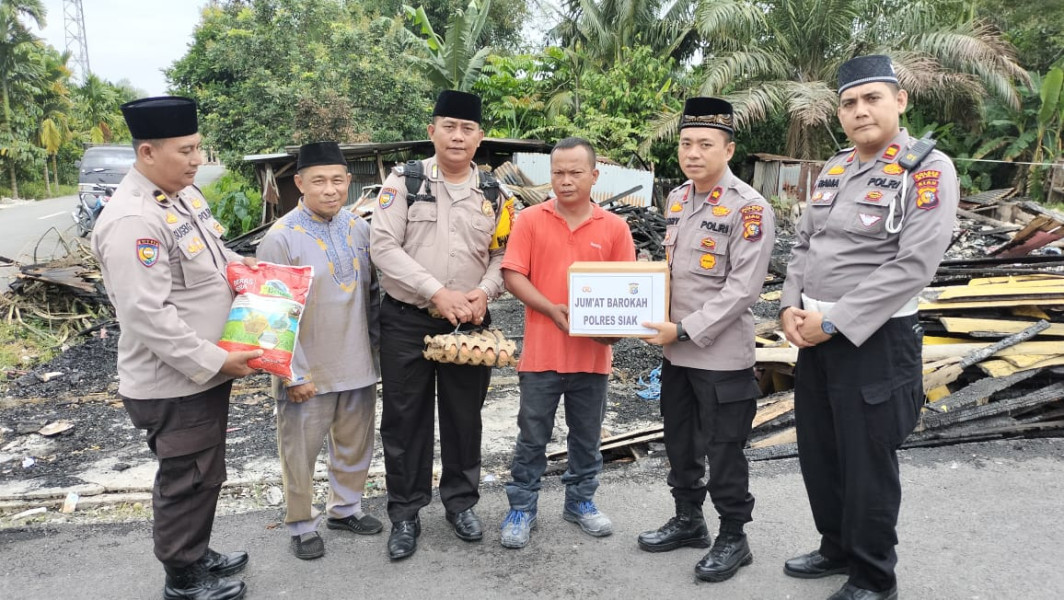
[[745, 191, 1064, 459], [1, 234, 113, 356]]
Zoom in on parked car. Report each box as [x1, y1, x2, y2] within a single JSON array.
[[77, 145, 135, 192]]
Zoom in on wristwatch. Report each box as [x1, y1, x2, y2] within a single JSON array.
[[821, 319, 837, 336], [676, 321, 691, 342]]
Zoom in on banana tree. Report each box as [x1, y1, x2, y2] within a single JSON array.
[[402, 0, 493, 92]]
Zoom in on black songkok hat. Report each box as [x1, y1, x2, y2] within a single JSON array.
[[296, 141, 346, 171], [432, 90, 482, 124], [121, 96, 198, 139], [679, 97, 734, 133], [838, 55, 899, 94]]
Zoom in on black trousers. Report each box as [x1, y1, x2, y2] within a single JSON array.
[[795, 315, 924, 592], [660, 359, 760, 523], [123, 381, 232, 570], [379, 298, 492, 522]]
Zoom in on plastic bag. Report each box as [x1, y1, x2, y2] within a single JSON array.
[[218, 261, 314, 379]]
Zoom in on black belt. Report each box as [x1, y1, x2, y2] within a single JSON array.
[[384, 294, 445, 319]]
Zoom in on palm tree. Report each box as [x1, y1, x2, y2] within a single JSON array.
[[76, 73, 120, 143], [552, 0, 698, 68], [0, 0, 46, 197], [401, 0, 493, 92], [644, 0, 1029, 159], [36, 48, 73, 194]]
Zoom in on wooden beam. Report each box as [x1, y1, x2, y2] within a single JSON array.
[[938, 317, 1064, 338]]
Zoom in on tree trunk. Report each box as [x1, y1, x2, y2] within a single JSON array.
[[43, 161, 51, 197], [7, 162, 17, 199], [1, 79, 16, 199], [52, 155, 59, 189]]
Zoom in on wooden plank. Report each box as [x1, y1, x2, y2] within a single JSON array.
[[759, 340, 1064, 365], [938, 317, 1064, 338], [752, 393, 794, 428], [921, 381, 1064, 430], [920, 298, 1064, 311], [924, 369, 1042, 414], [967, 274, 1064, 286], [979, 356, 1064, 377], [750, 427, 796, 449], [936, 283, 1064, 302]]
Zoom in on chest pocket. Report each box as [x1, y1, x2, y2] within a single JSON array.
[[689, 234, 727, 277], [808, 192, 836, 232], [176, 238, 218, 288], [459, 197, 496, 255], [405, 201, 438, 247], [844, 192, 892, 240]]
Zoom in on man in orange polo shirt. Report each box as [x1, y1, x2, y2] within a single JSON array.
[[498, 137, 636, 549]]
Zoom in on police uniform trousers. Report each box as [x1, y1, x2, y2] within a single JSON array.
[[276, 385, 376, 535], [122, 381, 232, 569], [379, 297, 492, 522], [660, 360, 759, 523], [794, 315, 924, 592]]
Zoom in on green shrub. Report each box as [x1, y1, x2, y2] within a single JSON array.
[[201, 172, 263, 238]]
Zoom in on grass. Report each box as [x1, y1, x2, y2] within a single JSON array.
[[0, 183, 78, 200], [0, 320, 57, 370]]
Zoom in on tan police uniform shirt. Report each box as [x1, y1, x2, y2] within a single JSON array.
[[370, 156, 506, 307], [663, 168, 776, 371], [781, 128, 959, 346], [91, 167, 242, 399]]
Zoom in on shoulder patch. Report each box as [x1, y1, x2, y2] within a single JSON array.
[[136, 238, 160, 267], [740, 204, 764, 242], [914, 170, 941, 211], [379, 187, 397, 209]]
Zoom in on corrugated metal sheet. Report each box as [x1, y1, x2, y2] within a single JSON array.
[[513, 152, 654, 207], [752, 157, 824, 204]]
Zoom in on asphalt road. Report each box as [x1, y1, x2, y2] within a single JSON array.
[[0, 165, 227, 290], [1, 438, 1062, 600]]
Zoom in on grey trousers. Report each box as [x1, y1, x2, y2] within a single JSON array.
[[276, 385, 376, 535]]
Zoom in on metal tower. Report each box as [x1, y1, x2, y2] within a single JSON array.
[[63, 0, 91, 81]]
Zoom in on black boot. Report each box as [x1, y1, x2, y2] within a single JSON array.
[[637, 501, 711, 553], [163, 561, 246, 600], [694, 519, 753, 583]]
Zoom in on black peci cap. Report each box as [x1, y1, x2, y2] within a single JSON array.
[[838, 55, 899, 94], [296, 141, 346, 171], [121, 96, 198, 139], [432, 90, 482, 124], [679, 97, 734, 133]]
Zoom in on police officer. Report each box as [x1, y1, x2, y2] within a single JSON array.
[[638, 98, 775, 582], [370, 90, 515, 560], [780, 56, 959, 600], [92, 97, 261, 600]]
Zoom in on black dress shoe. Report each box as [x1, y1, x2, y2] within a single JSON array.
[[387, 515, 421, 560], [637, 509, 710, 553], [694, 532, 753, 582], [446, 508, 484, 542], [164, 562, 246, 600], [200, 548, 249, 577], [783, 549, 849, 579], [827, 582, 898, 600]]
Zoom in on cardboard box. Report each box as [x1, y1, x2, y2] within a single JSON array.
[[568, 261, 670, 337]]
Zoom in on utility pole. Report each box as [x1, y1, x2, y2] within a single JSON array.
[[63, 0, 91, 82]]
